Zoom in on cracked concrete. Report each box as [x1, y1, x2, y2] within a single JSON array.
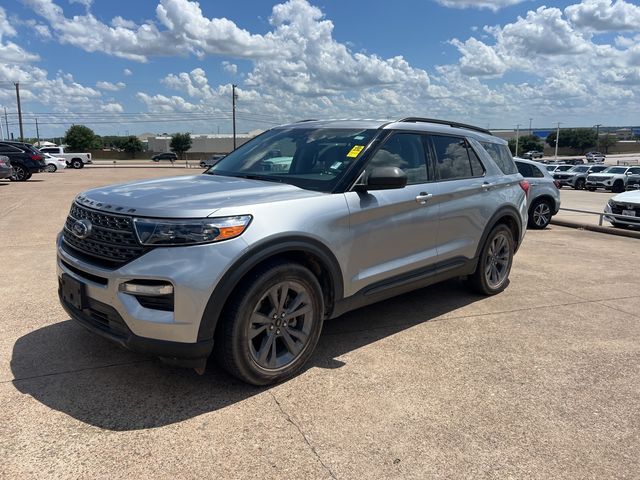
[[1, 168, 639, 479]]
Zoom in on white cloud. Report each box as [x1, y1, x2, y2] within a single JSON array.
[[68, 0, 93, 7], [565, 0, 640, 32], [102, 102, 123, 113], [0, 7, 17, 36], [123, 68, 132, 76], [432, 0, 526, 11], [222, 61, 237, 75], [96, 81, 126, 91]]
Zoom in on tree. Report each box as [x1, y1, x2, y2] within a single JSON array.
[[120, 136, 144, 158], [63, 125, 99, 151], [508, 134, 543, 155], [599, 134, 617, 154], [170, 133, 192, 159], [545, 128, 596, 152]]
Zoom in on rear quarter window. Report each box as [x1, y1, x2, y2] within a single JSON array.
[[480, 142, 518, 175]]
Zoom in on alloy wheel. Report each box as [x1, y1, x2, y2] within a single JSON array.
[[533, 202, 551, 227], [484, 232, 511, 289]]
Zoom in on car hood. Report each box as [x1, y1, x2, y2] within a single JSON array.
[[587, 173, 613, 178], [611, 190, 640, 204], [76, 174, 324, 218]]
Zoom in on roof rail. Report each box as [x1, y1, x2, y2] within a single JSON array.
[[397, 117, 492, 136]]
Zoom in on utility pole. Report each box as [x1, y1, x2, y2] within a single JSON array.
[[515, 124, 521, 157], [554, 122, 562, 160], [4, 106, 9, 140], [0, 111, 4, 141], [35, 118, 40, 146], [594, 124, 601, 151], [529, 118, 533, 135], [14, 82, 24, 141], [232, 84, 238, 149]]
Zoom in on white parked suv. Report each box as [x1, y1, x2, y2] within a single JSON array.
[[586, 166, 640, 193]]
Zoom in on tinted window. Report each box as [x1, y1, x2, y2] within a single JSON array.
[[0, 143, 22, 154], [433, 135, 485, 181], [628, 167, 640, 175], [515, 161, 534, 178], [571, 166, 589, 173], [530, 164, 545, 178], [366, 133, 428, 184], [480, 142, 518, 175], [605, 167, 626, 174], [546, 165, 556, 171]]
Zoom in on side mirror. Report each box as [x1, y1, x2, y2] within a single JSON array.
[[354, 167, 408, 191]]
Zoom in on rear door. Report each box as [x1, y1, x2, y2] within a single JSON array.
[[343, 132, 441, 296]]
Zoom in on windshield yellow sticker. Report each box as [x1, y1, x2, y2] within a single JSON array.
[[347, 145, 365, 158]]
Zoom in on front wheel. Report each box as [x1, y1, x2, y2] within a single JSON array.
[[215, 262, 324, 385], [574, 178, 585, 190], [529, 199, 552, 229], [10, 165, 28, 181], [467, 225, 514, 296]]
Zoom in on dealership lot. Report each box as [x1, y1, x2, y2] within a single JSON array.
[[1, 168, 639, 479]]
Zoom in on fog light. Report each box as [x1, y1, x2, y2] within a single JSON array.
[[119, 281, 174, 296]]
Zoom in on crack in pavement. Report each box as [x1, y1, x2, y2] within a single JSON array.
[[269, 391, 338, 480]]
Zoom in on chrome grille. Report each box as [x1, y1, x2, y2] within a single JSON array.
[[62, 203, 147, 268]]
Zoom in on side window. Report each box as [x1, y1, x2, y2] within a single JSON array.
[[628, 167, 640, 175], [531, 164, 545, 178], [480, 142, 518, 175], [515, 161, 534, 178], [0, 144, 21, 154], [432, 135, 484, 181], [366, 133, 429, 184]]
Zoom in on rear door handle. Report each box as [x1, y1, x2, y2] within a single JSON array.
[[415, 192, 433, 205], [482, 182, 496, 190]]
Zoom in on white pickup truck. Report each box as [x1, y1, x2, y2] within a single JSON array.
[[39, 146, 92, 169]]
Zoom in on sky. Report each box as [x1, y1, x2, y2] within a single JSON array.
[[0, 0, 639, 139]]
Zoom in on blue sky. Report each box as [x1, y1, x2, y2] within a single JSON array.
[[1, 0, 639, 138]]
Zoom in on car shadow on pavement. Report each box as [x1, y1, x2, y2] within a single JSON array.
[[11, 279, 483, 431]]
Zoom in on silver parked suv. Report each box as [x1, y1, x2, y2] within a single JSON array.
[[57, 118, 528, 385]]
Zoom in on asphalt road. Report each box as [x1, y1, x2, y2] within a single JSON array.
[[1, 168, 639, 479]]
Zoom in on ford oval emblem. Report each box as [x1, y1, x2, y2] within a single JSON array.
[[72, 219, 92, 239]]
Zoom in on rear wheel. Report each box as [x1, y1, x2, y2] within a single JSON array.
[[574, 178, 585, 190], [528, 199, 552, 229], [10, 165, 28, 181], [215, 262, 324, 385], [71, 159, 83, 169], [46, 163, 57, 173], [468, 224, 514, 296]]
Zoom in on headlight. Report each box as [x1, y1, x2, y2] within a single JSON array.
[[133, 215, 252, 246], [607, 199, 615, 208]]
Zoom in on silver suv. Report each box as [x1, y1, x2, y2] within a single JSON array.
[[57, 118, 528, 385]]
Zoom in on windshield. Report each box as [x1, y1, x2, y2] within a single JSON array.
[[603, 167, 626, 174], [570, 166, 589, 173], [208, 127, 377, 192], [545, 165, 556, 171]]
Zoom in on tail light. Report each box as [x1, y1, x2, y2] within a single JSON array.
[[519, 180, 530, 198], [30, 154, 43, 161], [554, 180, 561, 189]]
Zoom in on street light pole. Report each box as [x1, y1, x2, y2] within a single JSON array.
[[232, 84, 238, 150], [529, 118, 533, 135], [594, 124, 601, 151], [515, 124, 521, 157], [554, 122, 562, 160]]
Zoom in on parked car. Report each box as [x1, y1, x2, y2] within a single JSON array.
[[626, 172, 640, 191], [515, 158, 561, 229], [561, 158, 585, 165], [586, 166, 640, 192], [553, 164, 609, 190], [199, 154, 225, 168], [39, 146, 92, 169], [0, 140, 47, 181], [42, 152, 67, 172], [522, 151, 543, 160], [0, 155, 12, 180], [151, 152, 178, 162], [58, 117, 529, 385], [604, 190, 640, 228], [545, 164, 573, 173], [585, 151, 605, 163]]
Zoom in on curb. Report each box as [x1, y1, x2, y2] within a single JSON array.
[[551, 218, 640, 239]]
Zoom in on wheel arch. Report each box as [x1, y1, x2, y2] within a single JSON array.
[[474, 206, 523, 259], [197, 236, 344, 342]]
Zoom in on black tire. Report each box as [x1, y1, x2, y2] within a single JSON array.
[[612, 180, 624, 193], [586, 187, 596, 191], [214, 261, 324, 385], [10, 165, 28, 181], [467, 224, 514, 296], [574, 178, 585, 190], [528, 198, 552, 229], [46, 163, 57, 173], [71, 159, 83, 169]]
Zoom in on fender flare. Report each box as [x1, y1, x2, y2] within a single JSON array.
[[197, 235, 344, 342], [474, 205, 523, 260]]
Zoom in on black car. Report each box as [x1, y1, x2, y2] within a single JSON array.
[[199, 154, 225, 168], [151, 152, 178, 162], [0, 141, 47, 181]]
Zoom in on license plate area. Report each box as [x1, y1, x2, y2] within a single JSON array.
[[60, 274, 86, 310], [622, 209, 636, 217]]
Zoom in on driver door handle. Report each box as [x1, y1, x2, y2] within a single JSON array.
[[415, 192, 433, 205]]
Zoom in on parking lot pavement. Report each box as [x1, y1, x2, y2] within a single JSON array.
[[554, 188, 616, 225], [2, 169, 640, 479]]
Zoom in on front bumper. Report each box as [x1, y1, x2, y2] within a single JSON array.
[[586, 179, 612, 189], [56, 232, 248, 352]]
